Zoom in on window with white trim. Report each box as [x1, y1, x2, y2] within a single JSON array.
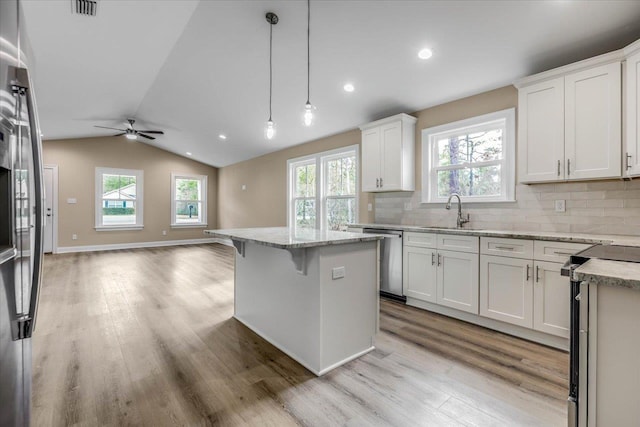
[[171, 173, 207, 227], [95, 167, 143, 230], [288, 145, 358, 231], [422, 108, 516, 203]]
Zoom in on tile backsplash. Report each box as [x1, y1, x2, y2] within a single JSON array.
[[374, 180, 640, 236]]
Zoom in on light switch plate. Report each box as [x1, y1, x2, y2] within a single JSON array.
[[332, 266, 345, 280], [67, 198, 77, 204], [555, 199, 566, 213]]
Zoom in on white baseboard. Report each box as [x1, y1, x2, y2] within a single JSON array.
[[56, 238, 229, 254]]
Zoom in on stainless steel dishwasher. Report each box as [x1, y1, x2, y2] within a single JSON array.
[[364, 228, 404, 301]]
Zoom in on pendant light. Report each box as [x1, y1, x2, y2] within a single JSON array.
[[302, 0, 316, 126], [265, 12, 278, 140]]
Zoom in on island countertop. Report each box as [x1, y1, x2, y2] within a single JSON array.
[[204, 227, 385, 249]]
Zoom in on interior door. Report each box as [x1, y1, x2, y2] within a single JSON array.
[[43, 167, 54, 253]]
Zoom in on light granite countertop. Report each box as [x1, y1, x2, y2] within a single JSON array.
[[349, 223, 640, 246], [575, 259, 640, 291], [204, 227, 385, 249]]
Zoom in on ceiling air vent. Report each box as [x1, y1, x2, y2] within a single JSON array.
[[73, 0, 98, 16]]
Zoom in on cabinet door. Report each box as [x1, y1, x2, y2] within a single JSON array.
[[437, 250, 479, 314], [479, 255, 533, 328], [361, 127, 381, 192], [565, 62, 622, 180], [380, 121, 403, 190], [533, 261, 569, 338], [626, 50, 640, 177], [518, 77, 565, 183], [403, 245, 437, 303]]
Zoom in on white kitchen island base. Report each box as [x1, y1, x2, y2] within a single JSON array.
[[234, 240, 378, 376]]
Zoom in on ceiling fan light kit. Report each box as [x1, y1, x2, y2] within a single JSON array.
[[94, 118, 164, 141]]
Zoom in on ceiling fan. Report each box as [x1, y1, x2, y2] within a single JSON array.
[[94, 119, 164, 140]]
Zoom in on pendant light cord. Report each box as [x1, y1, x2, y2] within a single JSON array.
[[306, 0, 310, 104], [269, 19, 273, 121]]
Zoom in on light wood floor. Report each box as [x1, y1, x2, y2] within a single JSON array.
[[33, 244, 568, 426]]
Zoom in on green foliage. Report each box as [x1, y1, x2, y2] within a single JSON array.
[[176, 179, 200, 201], [103, 174, 136, 193], [102, 207, 135, 215]]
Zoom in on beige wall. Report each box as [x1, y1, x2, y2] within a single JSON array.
[[43, 136, 218, 248], [218, 129, 375, 228]]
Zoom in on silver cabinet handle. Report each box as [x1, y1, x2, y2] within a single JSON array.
[[380, 177, 383, 187], [526, 264, 531, 281], [437, 253, 442, 266], [495, 246, 515, 251], [536, 265, 540, 283], [431, 252, 435, 265], [553, 251, 574, 256], [626, 152, 632, 171], [567, 158, 571, 176], [557, 160, 561, 177]]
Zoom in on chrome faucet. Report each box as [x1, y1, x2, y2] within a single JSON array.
[[445, 193, 470, 229]]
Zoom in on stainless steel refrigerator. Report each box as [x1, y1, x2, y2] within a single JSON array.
[[1, 0, 45, 425]]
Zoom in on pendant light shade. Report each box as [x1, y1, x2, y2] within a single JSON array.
[[265, 12, 278, 140], [302, 0, 315, 127]]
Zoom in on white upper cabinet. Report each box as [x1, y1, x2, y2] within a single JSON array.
[[518, 77, 565, 182], [359, 114, 416, 192], [516, 51, 624, 183], [565, 62, 621, 180], [625, 41, 640, 177]]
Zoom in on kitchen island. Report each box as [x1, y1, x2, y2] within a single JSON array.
[[204, 227, 384, 376]]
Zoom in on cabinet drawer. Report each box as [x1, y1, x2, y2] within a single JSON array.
[[481, 237, 533, 259], [533, 241, 591, 263], [437, 234, 479, 253], [404, 231, 437, 248]]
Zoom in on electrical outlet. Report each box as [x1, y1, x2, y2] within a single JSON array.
[[367, 203, 373, 212], [162, 230, 167, 236], [241, 184, 247, 190], [67, 198, 77, 204], [72, 234, 77, 240], [555, 200, 566, 213], [332, 266, 345, 280]]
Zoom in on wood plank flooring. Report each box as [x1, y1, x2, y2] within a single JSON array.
[[33, 244, 568, 426]]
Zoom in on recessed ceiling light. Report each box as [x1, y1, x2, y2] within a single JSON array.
[[418, 48, 433, 60], [186, 152, 192, 156], [218, 134, 227, 140], [343, 83, 355, 93]]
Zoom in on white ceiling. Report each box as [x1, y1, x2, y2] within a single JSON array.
[[22, 0, 640, 168]]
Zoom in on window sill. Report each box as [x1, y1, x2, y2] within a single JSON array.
[[95, 225, 144, 232], [170, 223, 208, 229]]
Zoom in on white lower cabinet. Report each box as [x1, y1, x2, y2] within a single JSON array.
[[437, 250, 479, 314], [403, 245, 437, 303], [533, 261, 570, 338], [480, 255, 533, 328]]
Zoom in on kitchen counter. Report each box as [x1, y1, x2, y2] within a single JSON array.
[[204, 226, 384, 249], [349, 223, 640, 246], [205, 227, 380, 376], [575, 258, 640, 291]]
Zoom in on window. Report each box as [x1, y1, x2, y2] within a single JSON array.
[[422, 108, 515, 203], [287, 145, 358, 231], [95, 167, 143, 230], [171, 173, 207, 227]]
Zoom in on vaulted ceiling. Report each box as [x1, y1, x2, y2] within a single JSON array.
[[22, 0, 640, 167]]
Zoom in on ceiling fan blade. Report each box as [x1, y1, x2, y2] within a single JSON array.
[[95, 125, 126, 131], [135, 130, 164, 134], [113, 133, 126, 136], [137, 133, 156, 140]]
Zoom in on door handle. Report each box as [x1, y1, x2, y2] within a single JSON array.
[[437, 253, 442, 267], [536, 265, 540, 283], [526, 264, 531, 281], [380, 177, 383, 187], [431, 252, 435, 265], [626, 152, 632, 171]]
